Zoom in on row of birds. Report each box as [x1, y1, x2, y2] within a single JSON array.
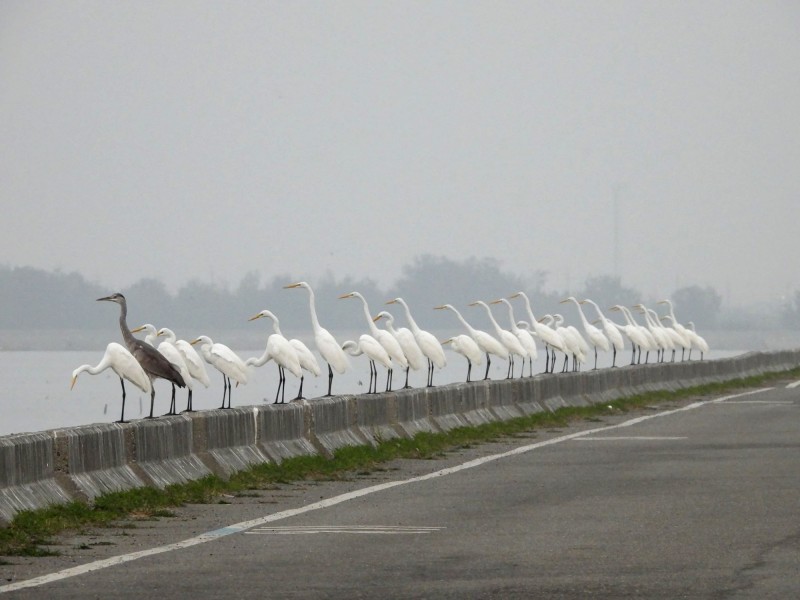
[[70, 282, 710, 424]]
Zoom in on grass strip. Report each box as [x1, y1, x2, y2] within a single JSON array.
[[1, 367, 798, 558]]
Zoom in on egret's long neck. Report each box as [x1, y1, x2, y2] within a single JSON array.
[[572, 299, 591, 329], [451, 307, 476, 336], [399, 300, 420, 335], [503, 301, 518, 332], [271, 317, 283, 337], [480, 303, 502, 335], [357, 295, 379, 337], [585, 300, 604, 322], [306, 287, 322, 332]]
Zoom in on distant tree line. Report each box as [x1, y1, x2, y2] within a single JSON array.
[[0, 258, 743, 335]]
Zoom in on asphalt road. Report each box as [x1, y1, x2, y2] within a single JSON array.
[[3, 379, 799, 599]]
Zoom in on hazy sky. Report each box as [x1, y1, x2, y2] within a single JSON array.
[[2, 1, 798, 306]]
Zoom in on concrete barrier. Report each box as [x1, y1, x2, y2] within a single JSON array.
[[53, 423, 144, 501], [1, 350, 798, 524], [0, 432, 71, 523], [307, 396, 370, 457], [255, 403, 317, 463], [393, 388, 435, 437], [353, 392, 402, 446], [132, 417, 212, 488]]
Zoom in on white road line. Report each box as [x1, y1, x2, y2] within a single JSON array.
[[786, 381, 800, 389], [245, 525, 444, 535], [575, 436, 688, 441], [718, 400, 793, 405], [0, 386, 773, 594]]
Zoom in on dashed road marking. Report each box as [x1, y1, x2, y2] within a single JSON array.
[[245, 525, 444, 535]]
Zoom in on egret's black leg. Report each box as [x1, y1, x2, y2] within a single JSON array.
[[403, 366, 411, 389], [483, 353, 491, 380], [294, 375, 305, 401], [148, 388, 156, 418], [593, 348, 598, 370], [184, 389, 193, 413], [326, 363, 334, 396], [466, 359, 472, 383], [117, 377, 127, 423], [385, 368, 392, 392]]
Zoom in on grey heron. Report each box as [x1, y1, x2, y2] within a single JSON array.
[[97, 293, 186, 418]]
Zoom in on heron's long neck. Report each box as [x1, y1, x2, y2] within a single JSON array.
[[503, 302, 518, 332], [271, 318, 283, 337], [585, 300, 604, 322], [117, 301, 137, 352], [481, 304, 502, 335], [521, 295, 538, 325]]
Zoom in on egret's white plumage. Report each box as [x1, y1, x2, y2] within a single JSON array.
[[435, 303, 508, 380], [340, 292, 407, 392], [552, 314, 588, 372], [491, 298, 538, 376], [441, 335, 483, 382], [657, 299, 694, 360], [470, 300, 527, 379], [156, 327, 210, 412], [386, 297, 446, 387], [686, 321, 710, 359], [560, 296, 610, 369], [70, 342, 151, 423], [342, 334, 392, 394], [285, 281, 349, 396], [509, 291, 567, 373], [373, 310, 425, 388], [580, 299, 625, 367], [191, 335, 248, 409], [246, 309, 303, 404]]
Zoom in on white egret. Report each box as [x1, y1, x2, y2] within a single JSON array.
[[190, 335, 248, 409], [686, 321, 710, 359], [284, 281, 349, 396], [97, 293, 185, 419], [657, 299, 694, 361], [435, 303, 508, 380], [386, 297, 446, 387], [71, 342, 151, 423], [580, 299, 625, 367], [373, 310, 425, 389], [246, 309, 303, 404], [560, 297, 610, 370], [609, 305, 655, 364], [156, 327, 211, 412], [490, 298, 538, 377], [509, 291, 567, 374], [339, 292, 408, 392], [441, 335, 483, 383], [633, 304, 674, 363], [131, 323, 193, 416], [645, 307, 685, 362], [342, 335, 392, 395], [469, 300, 527, 379], [551, 314, 588, 372]]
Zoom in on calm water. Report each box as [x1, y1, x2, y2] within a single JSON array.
[[0, 347, 739, 437]]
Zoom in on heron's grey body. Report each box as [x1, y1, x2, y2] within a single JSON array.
[[97, 293, 185, 418]]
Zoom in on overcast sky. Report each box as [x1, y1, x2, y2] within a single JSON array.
[[1, 1, 798, 306]]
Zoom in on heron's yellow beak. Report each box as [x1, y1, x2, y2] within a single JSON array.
[[338, 293, 353, 299], [248, 313, 263, 321], [372, 314, 383, 322], [433, 305, 446, 310], [70, 375, 77, 390], [283, 282, 301, 289], [190, 338, 201, 345], [130, 325, 146, 334]]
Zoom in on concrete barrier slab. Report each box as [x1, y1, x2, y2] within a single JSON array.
[[427, 386, 471, 431], [132, 417, 212, 488], [256, 403, 317, 463], [307, 396, 370, 457], [354, 393, 402, 446], [0, 432, 71, 523], [191, 408, 270, 477], [393, 389, 435, 437], [54, 424, 145, 501]]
